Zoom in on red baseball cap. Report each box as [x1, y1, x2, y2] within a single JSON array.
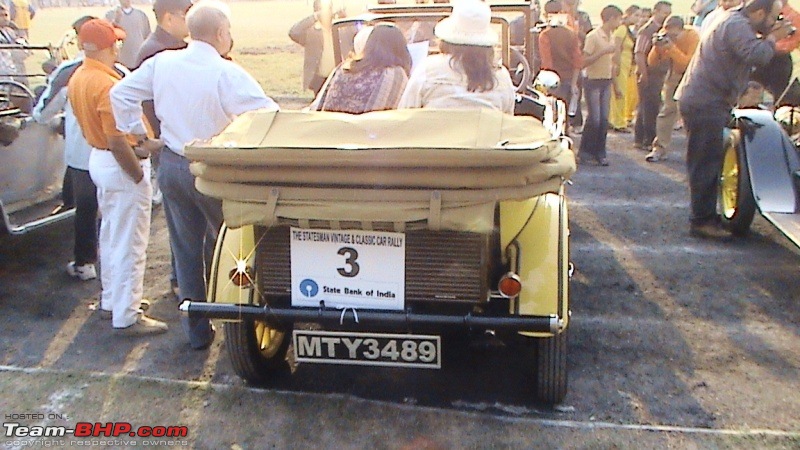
[[78, 19, 126, 51]]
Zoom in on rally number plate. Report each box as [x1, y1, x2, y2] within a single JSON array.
[[290, 227, 406, 311], [293, 330, 441, 369]]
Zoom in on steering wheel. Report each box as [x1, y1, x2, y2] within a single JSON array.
[[0, 80, 35, 115], [509, 47, 533, 93]]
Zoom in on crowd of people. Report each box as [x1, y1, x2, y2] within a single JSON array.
[[32, 0, 800, 346], [34, 0, 519, 347], [523, 0, 798, 240], [32, 0, 278, 345]]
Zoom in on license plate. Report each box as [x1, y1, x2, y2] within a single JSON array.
[[290, 228, 406, 310], [293, 330, 441, 369]]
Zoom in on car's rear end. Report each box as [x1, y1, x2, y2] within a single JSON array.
[[182, 108, 574, 404]]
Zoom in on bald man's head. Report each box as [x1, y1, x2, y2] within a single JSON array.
[[187, 0, 231, 42]]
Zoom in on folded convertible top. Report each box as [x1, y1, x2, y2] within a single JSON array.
[[184, 108, 575, 232]]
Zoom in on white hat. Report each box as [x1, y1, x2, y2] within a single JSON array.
[[434, 0, 498, 47]]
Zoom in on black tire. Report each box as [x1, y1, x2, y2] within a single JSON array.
[[534, 330, 568, 405], [718, 130, 756, 236], [225, 319, 291, 384]]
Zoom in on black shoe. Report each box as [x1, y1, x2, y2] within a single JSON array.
[[690, 222, 732, 241], [578, 157, 609, 166], [191, 324, 216, 350]]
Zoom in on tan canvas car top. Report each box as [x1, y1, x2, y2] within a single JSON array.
[[184, 109, 575, 232]]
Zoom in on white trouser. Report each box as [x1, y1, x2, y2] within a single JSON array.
[[89, 149, 152, 328]]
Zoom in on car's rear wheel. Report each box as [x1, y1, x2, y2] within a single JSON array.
[[225, 319, 291, 384], [718, 129, 756, 235], [533, 330, 568, 405]]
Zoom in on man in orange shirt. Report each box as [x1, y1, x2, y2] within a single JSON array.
[[68, 19, 167, 336], [646, 16, 700, 162]]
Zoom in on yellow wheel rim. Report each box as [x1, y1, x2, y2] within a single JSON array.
[[254, 321, 285, 358], [719, 136, 740, 220]]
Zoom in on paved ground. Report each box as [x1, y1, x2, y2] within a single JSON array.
[[1, 117, 799, 449]]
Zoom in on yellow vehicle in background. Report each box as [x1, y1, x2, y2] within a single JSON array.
[[181, 2, 575, 405]]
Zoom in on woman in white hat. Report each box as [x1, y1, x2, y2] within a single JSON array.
[[397, 0, 515, 113]]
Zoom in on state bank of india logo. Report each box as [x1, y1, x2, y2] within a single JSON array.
[[300, 279, 319, 297]]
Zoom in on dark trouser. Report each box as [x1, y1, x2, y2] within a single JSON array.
[[569, 74, 584, 127], [552, 78, 572, 111], [69, 167, 98, 266], [679, 103, 730, 225], [579, 78, 612, 160], [635, 76, 664, 147], [61, 169, 74, 209], [151, 148, 178, 287], [751, 52, 793, 100], [158, 148, 223, 348]]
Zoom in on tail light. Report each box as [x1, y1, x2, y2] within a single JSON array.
[[498, 273, 522, 298], [228, 260, 254, 288]]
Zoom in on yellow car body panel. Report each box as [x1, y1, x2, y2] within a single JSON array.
[[207, 224, 257, 307], [500, 190, 569, 337]]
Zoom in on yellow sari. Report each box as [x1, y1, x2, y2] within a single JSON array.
[[609, 24, 636, 129]]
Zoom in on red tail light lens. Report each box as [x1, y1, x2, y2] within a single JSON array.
[[228, 262, 254, 288], [498, 273, 522, 298]]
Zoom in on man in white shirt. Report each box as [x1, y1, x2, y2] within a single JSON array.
[[110, 0, 279, 350]]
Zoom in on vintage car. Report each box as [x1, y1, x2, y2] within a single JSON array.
[[718, 106, 800, 247], [0, 42, 70, 235], [181, 3, 575, 405]]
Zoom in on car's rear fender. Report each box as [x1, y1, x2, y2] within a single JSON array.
[[207, 223, 258, 308], [499, 191, 569, 336], [734, 108, 800, 214]]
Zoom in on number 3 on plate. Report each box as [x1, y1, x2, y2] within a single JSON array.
[[337, 246, 360, 278]]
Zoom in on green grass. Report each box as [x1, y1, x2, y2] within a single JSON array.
[[23, 0, 697, 97]]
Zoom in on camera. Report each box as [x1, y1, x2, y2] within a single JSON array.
[[653, 32, 669, 45]]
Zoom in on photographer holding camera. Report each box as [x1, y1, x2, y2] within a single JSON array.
[[752, 0, 800, 102], [633, 1, 672, 151], [645, 16, 699, 162], [676, 0, 795, 240]]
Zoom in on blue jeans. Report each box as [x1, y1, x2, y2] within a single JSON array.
[[579, 78, 612, 160], [158, 148, 223, 348]]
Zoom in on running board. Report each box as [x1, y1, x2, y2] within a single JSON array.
[[0, 200, 75, 235]]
